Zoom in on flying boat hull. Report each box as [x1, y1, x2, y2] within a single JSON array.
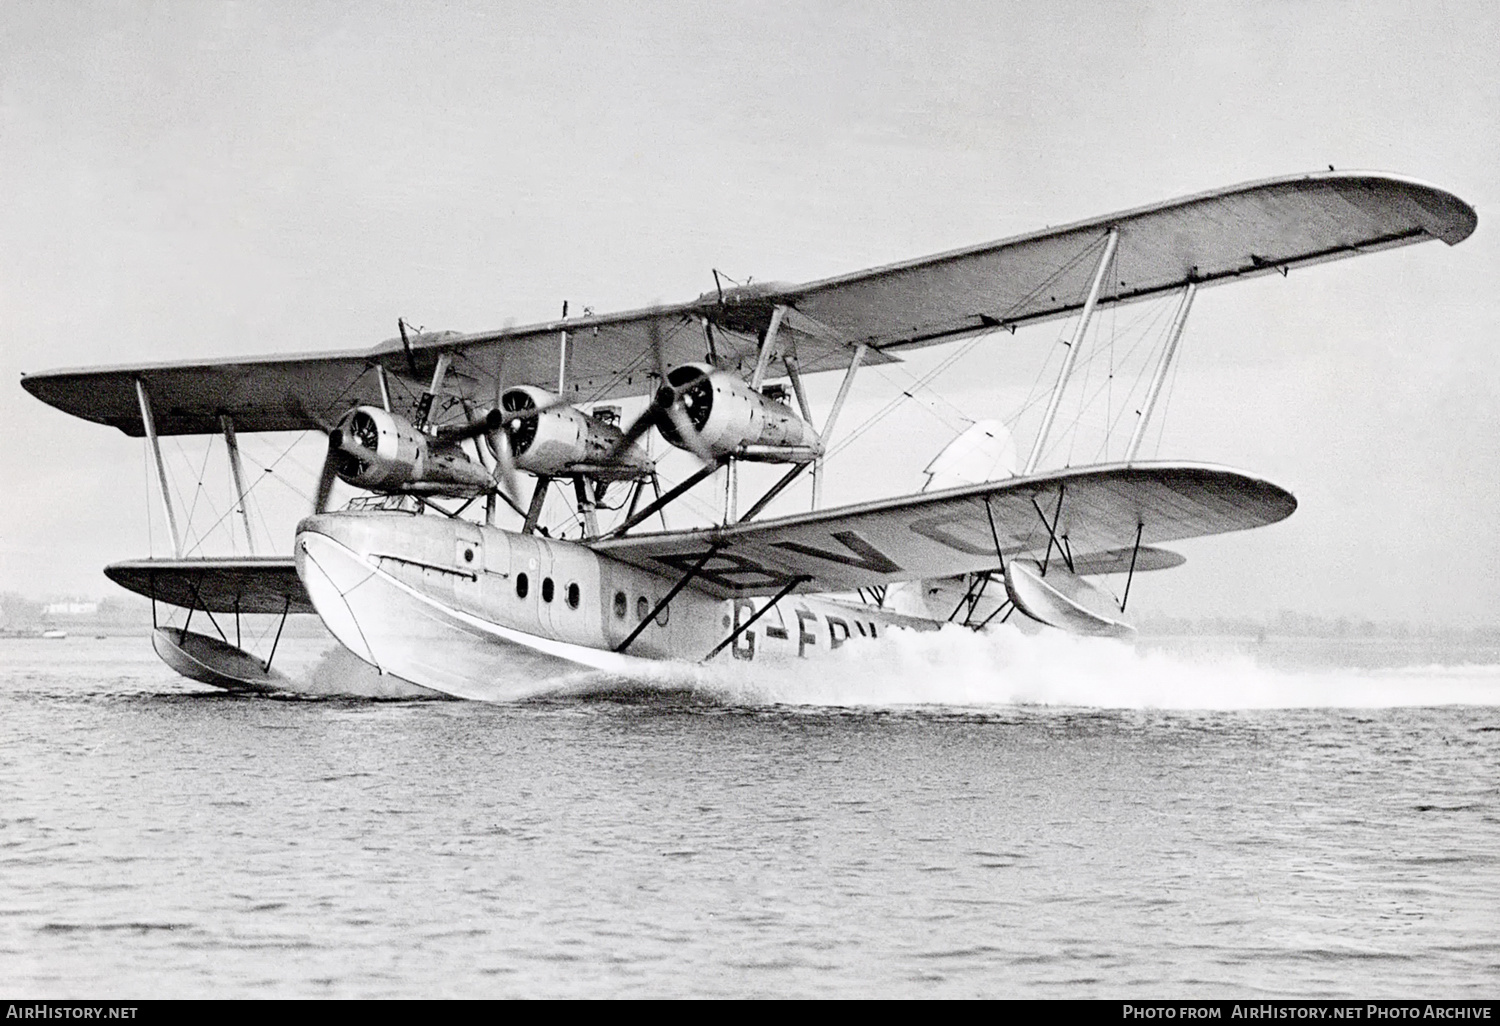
[[293, 511, 929, 700]]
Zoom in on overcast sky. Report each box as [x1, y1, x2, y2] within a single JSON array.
[[2, 0, 1497, 625]]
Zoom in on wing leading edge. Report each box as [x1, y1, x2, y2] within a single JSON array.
[[22, 171, 1475, 436], [589, 462, 1295, 598]]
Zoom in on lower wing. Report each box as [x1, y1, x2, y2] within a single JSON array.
[[105, 557, 314, 614], [589, 462, 1294, 598]]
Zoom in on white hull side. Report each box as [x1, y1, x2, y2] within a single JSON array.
[[297, 529, 665, 701], [295, 512, 943, 701]]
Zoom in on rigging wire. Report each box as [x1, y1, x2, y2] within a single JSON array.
[[821, 332, 990, 463], [1151, 323, 1188, 459], [1090, 297, 1178, 462], [1034, 291, 1177, 471], [181, 435, 233, 558]]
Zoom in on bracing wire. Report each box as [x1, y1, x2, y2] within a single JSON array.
[[1151, 325, 1188, 459], [1035, 290, 1178, 470], [822, 332, 990, 463]]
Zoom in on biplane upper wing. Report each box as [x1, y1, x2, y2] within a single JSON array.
[[589, 462, 1294, 599], [21, 171, 1474, 436]]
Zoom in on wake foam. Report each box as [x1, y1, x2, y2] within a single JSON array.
[[532, 623, 1500, 710], [299, 645, 446, 699]]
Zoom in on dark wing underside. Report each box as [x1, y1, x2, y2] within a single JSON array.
[[21, 172, 1475, 437], [590, 462, 1293, 598], [106, 557, 314, 614]]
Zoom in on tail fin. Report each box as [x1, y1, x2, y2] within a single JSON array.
[[922, 420, 1017, 492]]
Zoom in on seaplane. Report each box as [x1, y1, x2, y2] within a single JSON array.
[[20, 171, 1476, 701]]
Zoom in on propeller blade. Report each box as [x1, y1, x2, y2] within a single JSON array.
[[438, 408, 504, 442], [602, 384, 671, 465], [498, 395, 572, 426], [491, 423, 521, 504], [314, 431, 341, 513], [600, 316, 718, 468]]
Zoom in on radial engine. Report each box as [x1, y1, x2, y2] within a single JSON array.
[[329, 406, 496, 498], [499, 386, 654, 481], [656, 364, 820, 463]]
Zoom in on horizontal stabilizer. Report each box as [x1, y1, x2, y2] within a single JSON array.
[[106, 557, 314, 614]]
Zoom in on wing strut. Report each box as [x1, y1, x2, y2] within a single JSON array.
[[1126, 281, 1197, 461], [608, 464, 717, 538], [703, 575, 810, 661], [556, 301, 569, 394], [135, 378, 183, 557], [219, 415, 255, 555], [812, 342, 869, 508], [1024, 228, 1120, 474], [522, 475, 552, 535], [737, 463, 810, 524], [749, 305, 787, 391], [615, 545, 721, 654]]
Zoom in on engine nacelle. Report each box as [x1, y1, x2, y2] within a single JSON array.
[[658, 364, 820, 462], [500, 387, 653, 481], [332, 406, 494, 497]]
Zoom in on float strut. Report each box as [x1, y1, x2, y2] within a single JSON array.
[[187, 573, 227, 643], [264, 597, 290, 673], [976, 599, 1015, 630], [1121, 522, 1144, 613], [1032, 487, 1068, 576]]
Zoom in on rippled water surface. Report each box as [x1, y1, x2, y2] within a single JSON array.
[[2, 634, 1497, 997]]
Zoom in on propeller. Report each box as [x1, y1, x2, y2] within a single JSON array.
[[313, 409, 377, 513], [604, 316, 716, 466], [436, 408, 503, 443]]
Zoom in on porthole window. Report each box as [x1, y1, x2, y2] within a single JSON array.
[[566, 582, 580, 609], [636, 596, 649, 621], [463, 547, 475, 564], [515, 573, 529, 599], [541, 577, 555, 603], [655, 602, 670, 626], [614, 591, 627, 618]]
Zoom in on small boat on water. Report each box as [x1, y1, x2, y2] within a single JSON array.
[[40, 628, 67, 639]]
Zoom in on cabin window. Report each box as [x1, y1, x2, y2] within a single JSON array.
[[637, 596, 649, 621], [541, 577, 554, 603], [515, 573, 529, 599], [613, 591, 627, 618], [462, 547, 475, 564], [566, 582, 580, 609], [655, 602, 670, 626]]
